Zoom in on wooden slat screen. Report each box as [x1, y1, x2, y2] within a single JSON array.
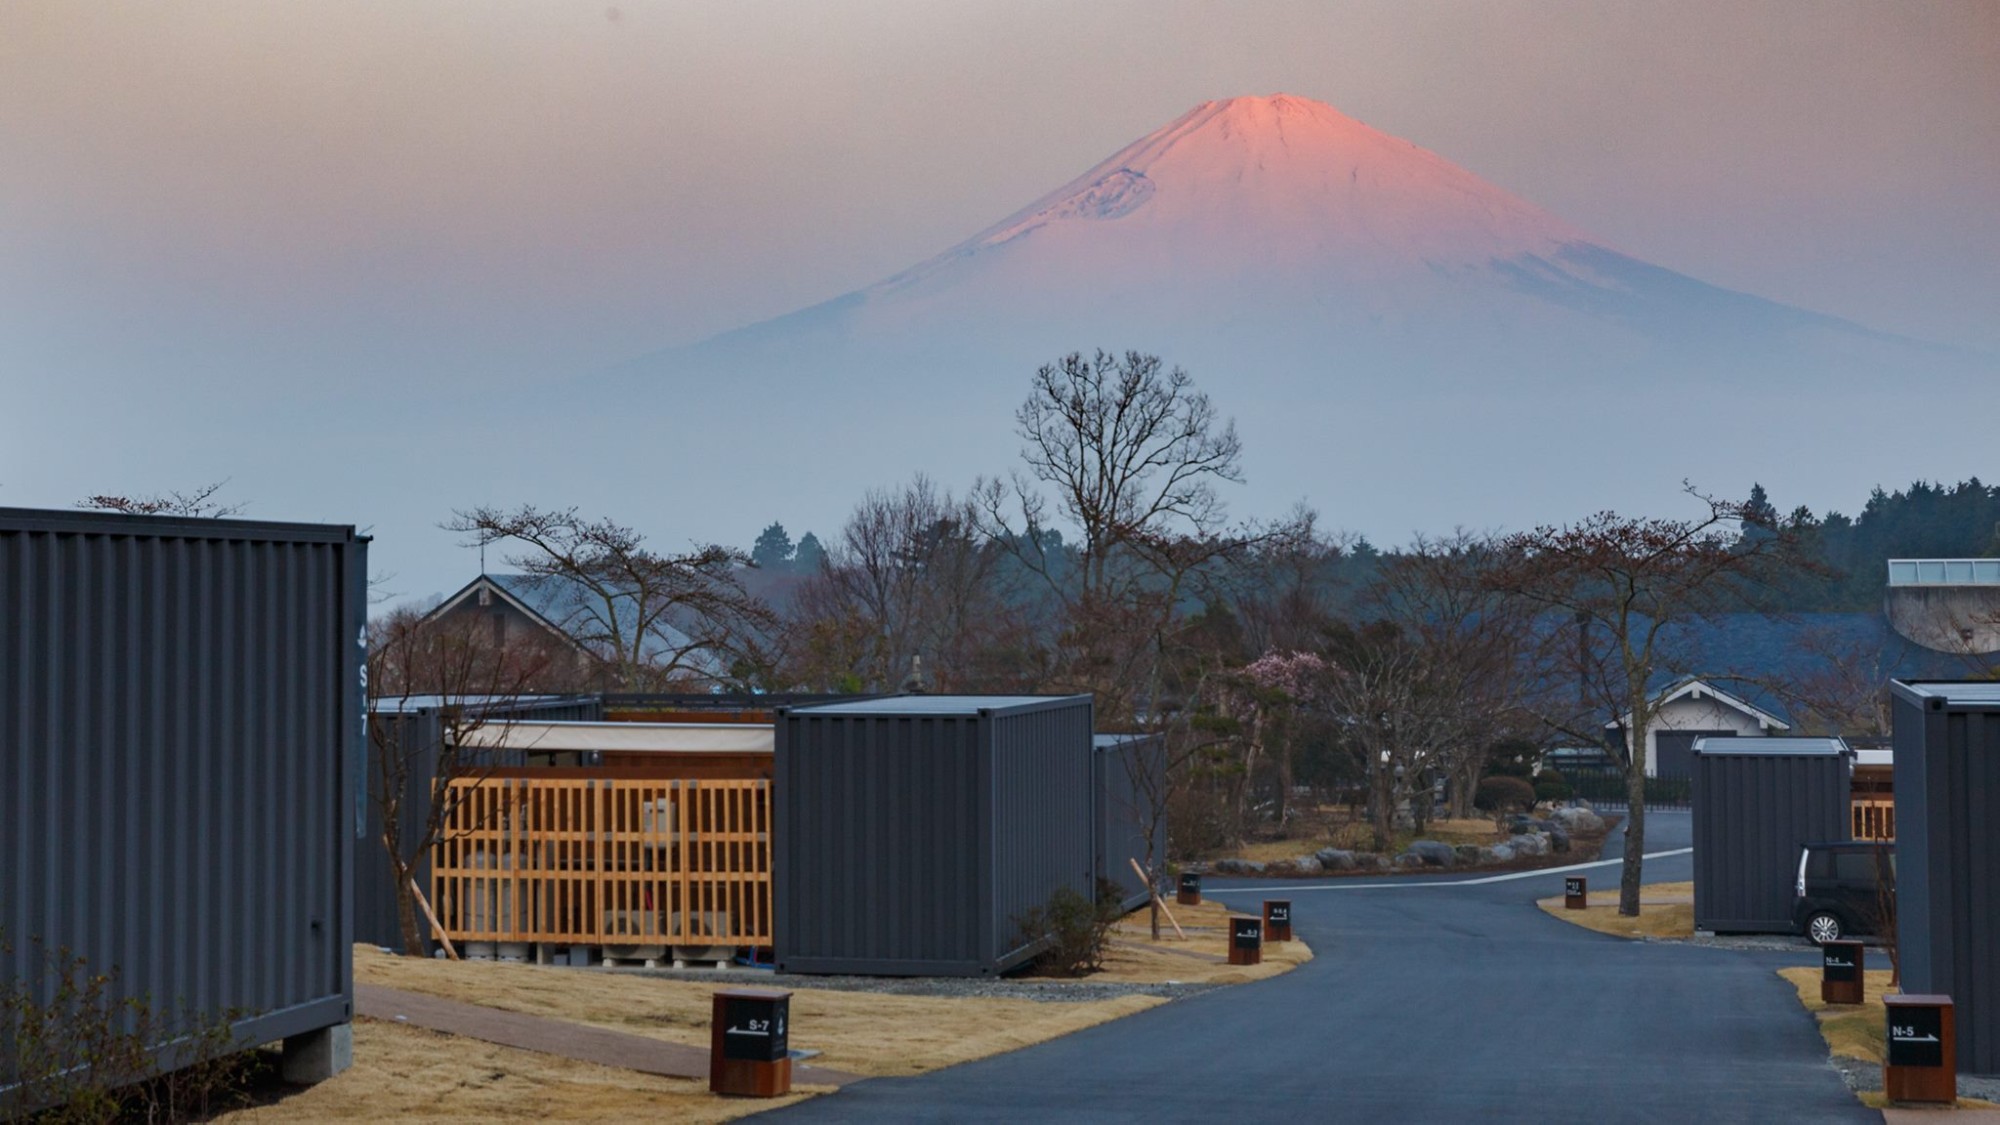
[[431, 777, 772, 947], [1851, 798, 1895, 842]]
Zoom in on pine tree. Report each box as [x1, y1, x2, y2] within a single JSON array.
[[793, 531, 826, 572], [751, 522, 795, 570]]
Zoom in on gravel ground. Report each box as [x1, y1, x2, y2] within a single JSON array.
[[613, 964, 1219, 1003], [1827, 1055, 2000, 1103]]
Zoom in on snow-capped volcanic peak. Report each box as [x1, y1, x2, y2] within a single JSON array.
[[884, 93, 1593, 295]]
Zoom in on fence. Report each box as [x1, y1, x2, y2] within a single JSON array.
[[1553, 763, 1691, 809], [430, 777, 771, 949], [1852, 798, 1895, 842]]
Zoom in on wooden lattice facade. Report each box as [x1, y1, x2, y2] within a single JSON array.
[[431, 777, 771, 948]]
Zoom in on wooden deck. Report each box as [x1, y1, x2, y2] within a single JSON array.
[[431, 777, 771, 948]]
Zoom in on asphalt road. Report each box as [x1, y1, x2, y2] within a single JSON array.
[[769, 811, 1871, 1123]]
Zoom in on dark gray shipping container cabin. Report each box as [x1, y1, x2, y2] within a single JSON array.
[[0, 508, 366, 1096], [358, 693, 603, 950], [1690, 737, 1852, 934], [1891, 681, 2000, 1075], [773, 695, 1095, 976], [1095, 734, 1166, 911]]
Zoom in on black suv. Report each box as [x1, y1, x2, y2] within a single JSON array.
[[1794, 841, 1895, 944]]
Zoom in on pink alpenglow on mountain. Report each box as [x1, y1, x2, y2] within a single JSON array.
[[603, 95, 1979, 552]]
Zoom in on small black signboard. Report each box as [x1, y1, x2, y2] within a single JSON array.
[[1888, 1003, 1946, 1069], [1179, 872, 1201, 894], [1564, 877, 1585, 898], [720, 992, 790, 1063], [1231, 916, 1263, 950], [1823, 941, 1861, 984], [1267, 901, 1291, 926]]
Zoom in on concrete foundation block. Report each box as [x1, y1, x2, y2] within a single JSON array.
[[282, 1022, 353, 1084]]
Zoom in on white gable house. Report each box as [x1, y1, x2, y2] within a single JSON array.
[[1606, 678, 1789, 778]]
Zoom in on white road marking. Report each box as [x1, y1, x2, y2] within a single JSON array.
[[1210, 848, 1694, 894]]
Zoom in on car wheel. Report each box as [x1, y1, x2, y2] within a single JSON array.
[[1806, 912, 1843, 944]]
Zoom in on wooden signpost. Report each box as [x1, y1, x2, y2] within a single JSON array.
[[1885, 995, 1956, 1105], [1262, 900, 1292, 943], [1820, 940, 1864, 1005], [711, 988, 792, 1097], [1564, 877, 1587, 910], [1177, 872, 1202, 906], [1228, 916, 1263, 966]]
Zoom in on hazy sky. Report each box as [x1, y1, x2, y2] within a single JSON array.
[[3, 2, 1997, 596]]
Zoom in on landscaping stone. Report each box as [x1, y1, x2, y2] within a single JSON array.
[[1392, 852, 1426, 869], [1551, 806, 1605, 833], [1508, 833, 1550, 857], [1480, 844, 1516, 863], [1214, 858, 1268, 875], [1291, 855, 1323, 875], [1454, 845, 1482, 865], [1315, 848, 1357, 871], [1545, 825, 1571, 853], [1407, 840, 1456, 867]]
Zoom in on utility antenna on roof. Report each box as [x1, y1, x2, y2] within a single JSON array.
[[479, 539, 486, 575]]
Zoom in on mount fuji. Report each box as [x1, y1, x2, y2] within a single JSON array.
[[592, 94, 1983, 541]]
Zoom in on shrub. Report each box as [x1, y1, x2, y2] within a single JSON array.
[[1533, 769, 1573, 803], [0, 934, 254, 1122], [1474, 775, 1537, 815], [1014, 886, 1123, 977]]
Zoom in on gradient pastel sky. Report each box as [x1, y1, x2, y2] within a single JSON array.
[[3, 1, 1997, 596]]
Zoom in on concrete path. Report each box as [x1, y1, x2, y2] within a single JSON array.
[[767, 811, 1878, 1123], [354, 982, 862, 1086]]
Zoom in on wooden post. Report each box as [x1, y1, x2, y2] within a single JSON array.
[[1177, 872, 1201, 906], [1884, 994, 1955, 1105], [410, 879, 460, 960], [1130, 858, 1186, 940]]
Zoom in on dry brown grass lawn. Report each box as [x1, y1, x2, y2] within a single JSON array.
[[355, 946, 1163, 1079], [1090, 898, 1313, 985], [1535, 881, 1695, 939], [216, 1018, 822, 1123], [1777, 967, 2000, 1111]]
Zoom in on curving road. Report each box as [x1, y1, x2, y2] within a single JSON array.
[[767, 812, 1871, 1123]]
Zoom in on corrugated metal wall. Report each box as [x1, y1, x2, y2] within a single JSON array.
[[0, 508, 365, 1083], [773, 696, 1093, 976], [357, 695, 602, 950], [1095, 734, 1166, 911], [1690, 743, 1851, 933], [1892, 683, 2000, 1075], [987, 703, 1096, 968]]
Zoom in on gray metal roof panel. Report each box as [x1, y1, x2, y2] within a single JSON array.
[[1691, 736, 1850, 756], [789, 694, 1087, 716], [1891, 680, 2000, 707]]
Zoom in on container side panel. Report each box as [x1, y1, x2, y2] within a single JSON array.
[[775, 712, 983, 975], [989, 700, 1096, 970], [0, 518, 357, 1088], [1692, 752, 1849, 933], [1894, 694, 1936, 992]]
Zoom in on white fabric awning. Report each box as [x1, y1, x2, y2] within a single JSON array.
[[460, 721, 773, 754]]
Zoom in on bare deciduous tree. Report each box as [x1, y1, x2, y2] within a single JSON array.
[[368, 607, 549, 956], [447, 505, 776, 690], [78, 481, 243, 518], [1489, 484, 1812, 916], [787, 476, 1034, 692], [975, 349, 1261, 724]]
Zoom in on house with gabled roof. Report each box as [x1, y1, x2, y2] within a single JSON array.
[[1606, 676, 1789, 778], [420, 572, 725, 691]]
